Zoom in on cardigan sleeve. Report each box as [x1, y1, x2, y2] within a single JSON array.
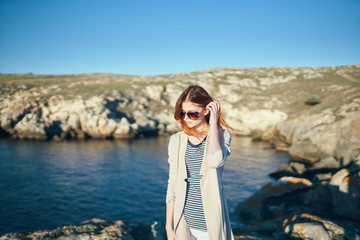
[[207, 129, 232, 168], [165, 134, 178, 204]]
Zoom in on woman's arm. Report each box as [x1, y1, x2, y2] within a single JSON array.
[[165, 134, 178, 239], [207, 119, 221, 154], [166, 200, 176, 239], [206, 101, 232, 168], [207, 129, 231, 168], [206, 101, 221, 154], [165, 134, 178, 202]]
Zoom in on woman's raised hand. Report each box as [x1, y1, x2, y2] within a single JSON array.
[[206, 101, 220, 128]]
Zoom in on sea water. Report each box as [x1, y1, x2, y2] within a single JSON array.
[[0, 136, 290, 235]]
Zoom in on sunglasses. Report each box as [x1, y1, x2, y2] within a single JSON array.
[[179, 111, 200, 120]]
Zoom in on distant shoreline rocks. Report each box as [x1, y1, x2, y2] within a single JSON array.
[[1, 65, 358, 142], [0, 94, 169, 141]]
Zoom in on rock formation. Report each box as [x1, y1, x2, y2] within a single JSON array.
[[235, 96, 360, 238], [1, 65, 359, 141]]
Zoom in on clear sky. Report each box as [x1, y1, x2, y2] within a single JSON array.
[[0, 0, 359, 76]]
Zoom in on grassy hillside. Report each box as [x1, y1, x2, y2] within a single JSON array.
[[1, 65, 359, 116]]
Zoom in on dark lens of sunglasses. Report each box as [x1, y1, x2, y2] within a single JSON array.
[[187, 112, 199, 120], [179, 112, 185, 119], [179, 111, 199, 120]]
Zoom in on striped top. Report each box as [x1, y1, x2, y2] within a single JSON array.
[[183, 137, 207, 232]]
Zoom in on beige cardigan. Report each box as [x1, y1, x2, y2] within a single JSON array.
[[166, 129, 235, 240]]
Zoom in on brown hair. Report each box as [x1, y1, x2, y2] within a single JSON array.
[[174, 85, 238, 137]]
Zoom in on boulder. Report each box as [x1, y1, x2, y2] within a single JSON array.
[[135, 116, 159, 136], [0, 114, 12, 136], [235, 177, 312, 224], [145, 85, 164, 101], [329, 168, 360, 221], [261, 126, 276, 141], [251, 129, 263, 141], [313, 173, 332, 182], [288, 140, 323, 165], [290, 112, 336, 144], [262, 177, 312, 196], [329, 169, 350, 186], [13, 113, 47, 140], [335, 112, 360, 166], [113, 118, 135, 138], [281, 213, 345, 240], [161, 83, 184, 107], [274, 111, 342, 163], [48, 110, 69, 122], [290, 162, 306, 175], [308, 157, 340, 171], [349, 158, 360, 174], [303, 184, 334, 217], [269, 164, 297, 179], [241, 108, 288, 133], [67, 114, 81, 130], [270, 137, 290, 152], [78, 111, 117, 138], [284, 222, 330, 240], [275, 117, 301, 144]]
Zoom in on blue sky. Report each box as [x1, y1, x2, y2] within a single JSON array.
[[0, 0, 359, 75]]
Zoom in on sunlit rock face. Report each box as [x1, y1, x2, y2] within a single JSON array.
[[1, 65, 359, 141]]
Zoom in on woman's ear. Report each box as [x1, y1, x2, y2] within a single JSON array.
[[204, 108, 210, 116]]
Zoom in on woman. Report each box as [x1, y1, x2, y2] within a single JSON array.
[[165, 85, 236, 240]]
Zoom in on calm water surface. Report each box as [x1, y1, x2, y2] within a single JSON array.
[[0, 136, 290, 235]]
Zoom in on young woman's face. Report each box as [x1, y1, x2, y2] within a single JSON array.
[[181, 101, 209, 129]]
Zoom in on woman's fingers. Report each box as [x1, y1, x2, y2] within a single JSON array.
[[207, 101, 220, 113], [206, 101, 220, 127]]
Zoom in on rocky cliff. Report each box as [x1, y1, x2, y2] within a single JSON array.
[[1, 65, 359, 141]]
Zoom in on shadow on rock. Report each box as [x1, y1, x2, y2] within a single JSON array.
[[105, 98, 135, 124]]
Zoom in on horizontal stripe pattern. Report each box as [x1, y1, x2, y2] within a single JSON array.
[[183, 139, 207, 232]]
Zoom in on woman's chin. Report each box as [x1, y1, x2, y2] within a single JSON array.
[[185, 121, 208, 131], [185, 121, 192, 126], [186, 124, 196, 130]]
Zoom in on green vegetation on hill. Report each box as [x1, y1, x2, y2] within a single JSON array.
[[1, 65, 359, 116]]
